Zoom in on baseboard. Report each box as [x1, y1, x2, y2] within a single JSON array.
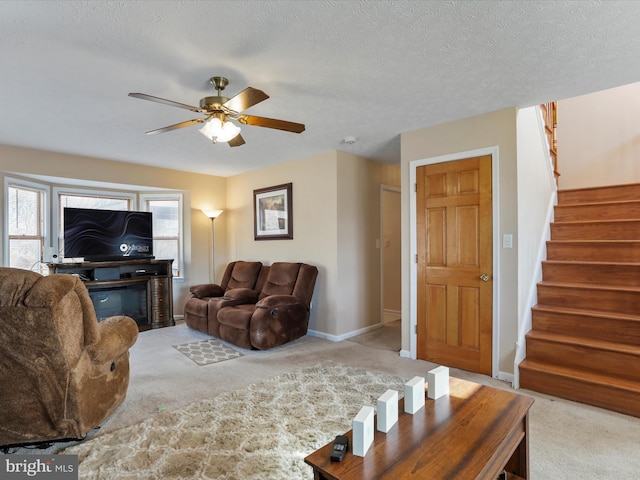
[[383, 309, 401, 324], [399, 349, 412, 359], [307, 329, 342, 342], [497, 371, 514, 386], [308, 323, 384, 343]]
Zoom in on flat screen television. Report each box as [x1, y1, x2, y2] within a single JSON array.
[[63, 207, 154, 262]]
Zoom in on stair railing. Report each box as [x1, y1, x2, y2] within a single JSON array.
[[540, 101, 559, 181]]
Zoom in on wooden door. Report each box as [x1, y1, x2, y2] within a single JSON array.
[[416, 155, 492, 374]]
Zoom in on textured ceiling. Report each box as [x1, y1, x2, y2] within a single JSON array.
[[1, 1, 640, 177]]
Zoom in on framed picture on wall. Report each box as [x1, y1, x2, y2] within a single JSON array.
[[254, 182, 293, 240]]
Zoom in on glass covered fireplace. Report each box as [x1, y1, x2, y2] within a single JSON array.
[[88, 282, 149, 329]]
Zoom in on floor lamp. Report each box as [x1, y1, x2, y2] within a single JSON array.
[[202, 209, 223, 283]]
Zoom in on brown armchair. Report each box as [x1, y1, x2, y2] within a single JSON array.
[[0, 267, 138, 447], [184, 261, 264, 337], [217, 262, 318, 350]]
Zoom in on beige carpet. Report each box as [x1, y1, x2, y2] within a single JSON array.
[[8, 322, 640, 478], [63, 363, 406, 479], [347, 319, 401, 352]]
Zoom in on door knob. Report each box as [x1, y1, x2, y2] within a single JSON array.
[[479, 273, 490, 282]]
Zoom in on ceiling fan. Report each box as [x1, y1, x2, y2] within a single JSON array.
[[128, 76, 305, 147]]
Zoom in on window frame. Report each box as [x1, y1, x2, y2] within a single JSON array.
[[140, 192, 184, 280], [4, 177, 50, 272]]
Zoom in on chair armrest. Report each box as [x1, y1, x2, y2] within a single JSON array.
[[190, 283, 224, 299], [250, 298, 309, 350], [87, 315, 139, 364], [224, 288, 259, 303], [256, 294, 300, 309]]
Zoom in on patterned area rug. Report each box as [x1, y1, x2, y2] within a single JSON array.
[[62, 362, 406, 479], [173, 338, 243, 366]]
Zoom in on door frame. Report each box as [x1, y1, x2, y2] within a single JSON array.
[[409, 146, 500, 378]]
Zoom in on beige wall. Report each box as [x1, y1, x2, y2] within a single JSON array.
[[401, 108, 519, 377], [225, 151, 338, 333], [0, 143, 400, 339], [0, 144, 226, 312], [225, 150, 391, 337], [381, 187, 401, 314], [558, 82, 640, 189], [336, 151, 381, 335]]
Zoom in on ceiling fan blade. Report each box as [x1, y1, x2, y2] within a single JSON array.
[[223, 87, 269, 113], [145, 118, 204, 135], [129, 93, 204, 113], [228, 133, 246, 147], [237, 115, 305, 133]]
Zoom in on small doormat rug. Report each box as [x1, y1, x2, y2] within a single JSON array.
[[173, 338, 243, 366], [62, 362, 406, 479]]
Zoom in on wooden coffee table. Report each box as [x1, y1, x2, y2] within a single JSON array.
[[304, 377, 534, 480]]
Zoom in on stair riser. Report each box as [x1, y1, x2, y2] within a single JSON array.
[[558, 184, 640, 205], [551, 221, 640, 240], [532, 308, 640, 345], [537, 284, 640, 315], [554, 201, 640, 221], [546, 241, 640, 262], [525, 336, 640, 381], [519, 365, 640, 417], [542, 262, 640, 287]]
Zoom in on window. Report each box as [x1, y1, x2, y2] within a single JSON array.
[[3, 182, 184, 280], [7, 182, 47, 272], [141, 195, 183, 278]]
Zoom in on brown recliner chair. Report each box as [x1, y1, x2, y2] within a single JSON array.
[[217, 262, 318, 350], [184, 261, 264, 337], [0, 267, 138, 447]]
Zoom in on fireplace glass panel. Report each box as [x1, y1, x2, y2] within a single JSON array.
[[88, 283, 148, 327]]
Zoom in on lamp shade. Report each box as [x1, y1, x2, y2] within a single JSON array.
[[198, 118, 241, 143], [202, 209, 223, 219]]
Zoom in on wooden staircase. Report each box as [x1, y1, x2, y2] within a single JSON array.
[[519, 183, 640, 417]]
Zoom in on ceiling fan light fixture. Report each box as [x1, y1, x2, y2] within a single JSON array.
[[198, 117, 241, 143]]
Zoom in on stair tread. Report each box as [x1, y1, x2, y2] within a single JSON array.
[[552, 218, 640, 225], [539, 280, 640, 292], [543, 259, 640, 267], [547, 239, 640, 244], [557, 183, 640, 205], [526, 330, 640, 352], [519, 359, 640, 392], [556, 199, 640, 208], [532, 304, 640, 321]]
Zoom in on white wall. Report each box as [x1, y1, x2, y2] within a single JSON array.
[[514, 106, 557, 386], [558, 82, 640, 189], [401, 108, 519, 377]]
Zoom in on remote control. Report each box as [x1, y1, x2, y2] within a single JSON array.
[[330, 435, 349, 462]]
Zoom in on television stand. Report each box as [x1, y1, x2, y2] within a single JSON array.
[[47, 259, 175, 331]]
